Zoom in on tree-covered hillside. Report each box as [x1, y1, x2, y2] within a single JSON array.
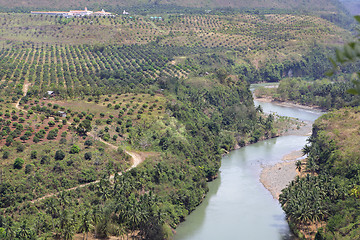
[[0, 0, 348, 14], [280, 107, 360, 239], [0, 13, 351, 100]]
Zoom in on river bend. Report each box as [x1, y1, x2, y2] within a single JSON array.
[[175, 85, 323, 240]]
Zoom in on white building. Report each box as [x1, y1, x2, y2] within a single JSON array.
[[31, 7, 112, 17]]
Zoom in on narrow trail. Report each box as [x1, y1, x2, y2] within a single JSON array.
[[31, 139, 144, 204], [12, 82, 145, 204], [15, 82, 30, 110]]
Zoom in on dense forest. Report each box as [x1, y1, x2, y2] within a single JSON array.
[[255, 77, 360, 109]]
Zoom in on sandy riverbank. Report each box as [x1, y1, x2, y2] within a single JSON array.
[[260, 150, 304, 199], [256, 96, 321, 200]]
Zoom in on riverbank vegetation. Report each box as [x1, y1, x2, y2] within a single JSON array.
[[280, 107, 360, 239], [255, 77, 360, 109]]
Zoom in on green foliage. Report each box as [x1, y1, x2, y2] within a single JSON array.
[[25, 164, 34, 174], [55, 150, 65, 160], [0, 9, 344, 240], [329, 16, 360, 96], [40, 155, 50, 164], [13, 157, 24, 169], [47, 128, 59, 140], [2, 150, 9, 159], [84, 152, 92, 160], [84, 139, 93, 147], [30, 150, 37, 159], [70, 145, 80, 154], [280, 108, 360, 238], [77, 119, 92, 135], [273, 78, 359, 109]]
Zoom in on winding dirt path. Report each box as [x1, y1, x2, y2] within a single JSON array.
[[15, 82, 30, 109], [31, 143, 144, 204], [14, 84, 145, 204]]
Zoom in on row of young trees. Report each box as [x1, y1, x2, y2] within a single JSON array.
[[0, 43, 198, 98]]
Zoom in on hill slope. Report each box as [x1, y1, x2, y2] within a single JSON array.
[[340, 0, 360, 15], [280, 107, 360, 239], [0, 0, 347, 14]]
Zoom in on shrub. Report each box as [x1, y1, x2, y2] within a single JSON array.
[[40, 155, 50, 164], [25, 164, 34, 174], [70, 145, 80, 154], [13, 158, 24, 169], [2, 151, 9, 159], [84, 152, 92, 160], [16, 143, 25, 152], [84, 140, 93, 147], [86, 115, 93, 121], [60, 138, 67, 144], [47, 129, 58, 140], [30, 150, 37, 159], [55, 150, 65, 160]]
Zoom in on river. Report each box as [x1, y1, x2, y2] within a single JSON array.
[[174, 84, 323, 240]]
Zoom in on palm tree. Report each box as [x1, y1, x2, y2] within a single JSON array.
[[59, 210, 75, 240], [4, 217, 15, 240], [45, 197, 59, 232], [302, 144, 311, 156], [58, 191, 69, 209], [78, 210, 93, 240], [17, 220, 32, 239], [295, 160, 302, 172]]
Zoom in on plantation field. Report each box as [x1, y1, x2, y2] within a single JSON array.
[[0, 0, 346, 14], [0, 43, 196, 98], [0, 90, 168, 207], [0, 13, 351, 97], [0, 13, 348, 49]]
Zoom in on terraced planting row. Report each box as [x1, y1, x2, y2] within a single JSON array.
[[0, 44, 194, 98], [155, 14, 348, 50], [0, 90, 166, 206], [0, 13, 348, 51]]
